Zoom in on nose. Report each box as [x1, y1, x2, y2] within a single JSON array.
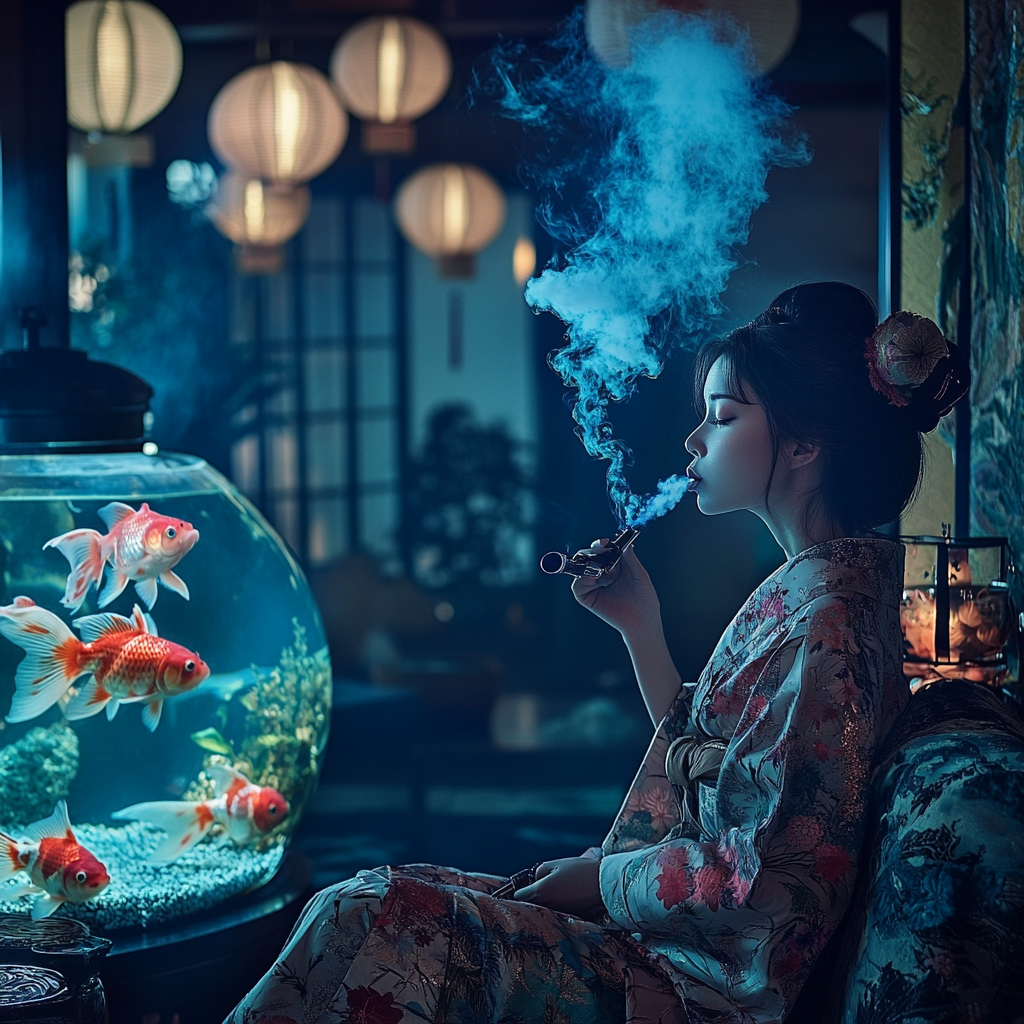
[[684, 424, 706, 458]]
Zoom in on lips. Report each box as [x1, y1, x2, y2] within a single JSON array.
[[686, 466, 702, 491]]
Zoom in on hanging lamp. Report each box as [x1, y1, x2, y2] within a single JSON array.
[[394, 163, 506, 278], [585, 0, 800, 74], [206, 172, 311, 275], [207, 61, 348, 186], [66, 0, 183, 166], [330, 16, 451, 155]]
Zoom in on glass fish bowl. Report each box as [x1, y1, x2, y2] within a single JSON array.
[[0, 451, 330, 931], [901, 534, 1013, 686]]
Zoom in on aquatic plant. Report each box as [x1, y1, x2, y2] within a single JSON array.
[[0, 721, 79, 827], [186, 621, 330, 841]]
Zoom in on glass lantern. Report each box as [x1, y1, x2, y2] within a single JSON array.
[[900, 530, 1014, 686]]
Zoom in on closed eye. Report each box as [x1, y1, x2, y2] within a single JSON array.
[[709, 417, 735, 426]]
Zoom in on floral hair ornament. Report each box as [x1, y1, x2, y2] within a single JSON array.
[[864, 311, 949, 407]]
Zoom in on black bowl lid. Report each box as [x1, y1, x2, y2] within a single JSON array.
[[0, 347, 153, 454]]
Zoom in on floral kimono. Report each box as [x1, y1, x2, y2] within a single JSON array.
[[227, 537, 908, 1024]]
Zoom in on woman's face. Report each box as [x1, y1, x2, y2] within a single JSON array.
[[684, 357, 775, 516]]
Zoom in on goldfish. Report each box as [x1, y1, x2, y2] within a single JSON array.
[[44, 501, 200, 612], [0, 800, 109, 920], [0, 598, 209, 731], [112, 765, 289, 863]]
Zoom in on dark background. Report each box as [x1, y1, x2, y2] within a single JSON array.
[[51, 0, 887, 877]]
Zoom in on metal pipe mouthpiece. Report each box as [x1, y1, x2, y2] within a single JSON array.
[[539, 527, 641, 579]]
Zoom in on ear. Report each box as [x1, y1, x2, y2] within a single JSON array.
[[782, 439, 821, 470]]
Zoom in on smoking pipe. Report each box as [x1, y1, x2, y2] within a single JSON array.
[[539, 527, 641, 579]]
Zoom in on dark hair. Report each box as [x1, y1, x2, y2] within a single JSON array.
[[692, 282, 971, 534]]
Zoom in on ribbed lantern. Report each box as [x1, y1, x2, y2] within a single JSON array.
[[66, 0, 182, 158], [330, 16, 451, 154], [394, 164, 506, 278], [207, 62, 348, 185], [207, 172, 311, 275], [585, 0, 800, 74]]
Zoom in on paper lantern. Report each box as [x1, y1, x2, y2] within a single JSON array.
[[395, 164, 505, 276], [513, 236, 537, 285], [206, 172, 310, 248], [66, 0, 183, 133], [207, 62, 348, 185], [330, 16, 451, 124], [585, 0, 800, 75]]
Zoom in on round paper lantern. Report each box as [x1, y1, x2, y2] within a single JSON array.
[[66, 0, 183, 133], [207, 62, 348, 185], [513, 236, 537, 285], [585, 0, 800, 75], [395, 164, 506, 264], [206, 172, 311, 248], [330, 16, 451, 125]]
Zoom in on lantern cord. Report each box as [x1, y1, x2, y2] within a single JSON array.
[[255, 0, 272, 62]]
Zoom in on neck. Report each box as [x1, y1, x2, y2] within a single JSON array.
[[756, 498, 842, 561]]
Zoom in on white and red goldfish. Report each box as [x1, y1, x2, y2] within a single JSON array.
[[0, 800, 109, 920], [112, 765, 289, 862], [0, 599, 209, 731], [44, 501, 200, 612]]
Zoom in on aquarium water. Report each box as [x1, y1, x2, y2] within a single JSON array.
[[0, 453, 331, 931]]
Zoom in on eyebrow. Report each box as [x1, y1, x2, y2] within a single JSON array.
[[708, 392, 741, 402]]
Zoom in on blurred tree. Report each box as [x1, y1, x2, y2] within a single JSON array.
[[407, 403, 534, 588]]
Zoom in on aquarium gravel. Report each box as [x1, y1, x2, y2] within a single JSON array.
[[0, 821, 284, 931]]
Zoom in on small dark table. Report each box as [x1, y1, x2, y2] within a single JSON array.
[[0, 915, 111, 1023]]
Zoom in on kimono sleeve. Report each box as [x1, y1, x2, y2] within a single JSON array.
[[600, 681, 697, 855], [598, 593, 892, 1000]]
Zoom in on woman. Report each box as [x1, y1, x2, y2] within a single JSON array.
[[227, 282, 970, 1024]]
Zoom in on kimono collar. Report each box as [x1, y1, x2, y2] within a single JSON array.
[[769, 536, 904, 611]]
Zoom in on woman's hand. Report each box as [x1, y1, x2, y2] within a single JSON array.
[[571, 541, 660, 638], [512, 857, 606, 920]]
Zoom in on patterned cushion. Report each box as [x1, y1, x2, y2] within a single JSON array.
[[789, 680, 1024, 1024]]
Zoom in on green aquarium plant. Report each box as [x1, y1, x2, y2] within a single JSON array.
[[187, 621, 331, 837]]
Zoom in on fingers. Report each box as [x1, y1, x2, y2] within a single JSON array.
[[513, 858, 561, 898], [573, 539, 611, 560]]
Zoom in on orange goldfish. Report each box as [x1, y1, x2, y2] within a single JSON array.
[[45, 501, 200, 612], [113, 765, 289, 862], [0, 800, 109, 920], [0, 599, 209, 731]]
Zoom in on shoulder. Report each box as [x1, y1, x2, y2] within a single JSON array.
[[787, 537, 903, 604]]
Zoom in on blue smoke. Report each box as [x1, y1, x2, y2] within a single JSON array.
[[486, 9, 808, 527]]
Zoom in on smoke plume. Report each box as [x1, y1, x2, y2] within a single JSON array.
[[486, 9, 808, 526]]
